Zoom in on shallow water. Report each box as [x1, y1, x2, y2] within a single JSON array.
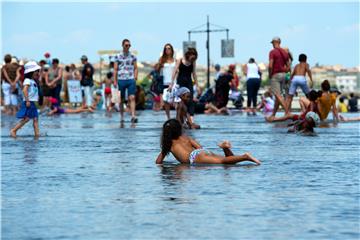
[[1, 110, 359, 239]]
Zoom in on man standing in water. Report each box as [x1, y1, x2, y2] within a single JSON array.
[[114, 39, 138, 123], [267, 37, 290, 120]]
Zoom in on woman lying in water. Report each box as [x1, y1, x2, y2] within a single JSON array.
[[155, 119, 261, 165]]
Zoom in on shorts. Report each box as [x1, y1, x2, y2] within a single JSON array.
[[16, 101, 38, 119], [270, 72, 286, 96], [2, 82, 18, 106], [289, 75, 310, 96], [189, 148, 211, 164], [104, 87, 111, 95], [118, 79, 136, 100]]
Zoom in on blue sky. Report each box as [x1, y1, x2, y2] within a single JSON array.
[[2, 1, 359, 67]]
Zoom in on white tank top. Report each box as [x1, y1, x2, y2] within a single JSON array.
[[161, 59, 176, 85], [246, 63, 260, 79]]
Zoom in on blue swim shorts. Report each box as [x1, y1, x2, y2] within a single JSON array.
[[118, 79, 136, 100]]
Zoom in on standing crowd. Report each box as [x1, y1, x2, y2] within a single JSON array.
[[1, 37, 359, 140]]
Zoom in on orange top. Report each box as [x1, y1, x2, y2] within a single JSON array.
[[317, 92, 337, 120]]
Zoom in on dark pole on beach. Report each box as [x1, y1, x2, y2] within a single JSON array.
[[187, 16, 230, 89], [206, 16, 210, 89]]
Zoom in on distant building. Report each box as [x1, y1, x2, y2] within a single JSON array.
[[336, 75, 358, 93]]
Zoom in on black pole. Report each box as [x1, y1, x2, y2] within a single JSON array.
[[206, 15, 210, 89]]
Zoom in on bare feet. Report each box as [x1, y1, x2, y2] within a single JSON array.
[[244, 152, 261, 165], [218, 140, 232, 149], [10, 129, 16, 138], [265, 115, 275, 122]]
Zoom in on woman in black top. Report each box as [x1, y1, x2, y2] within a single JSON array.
[[171, 48, 199, 118]]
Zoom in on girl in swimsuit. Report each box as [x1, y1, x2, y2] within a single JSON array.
[[155, 119, 261, 165]]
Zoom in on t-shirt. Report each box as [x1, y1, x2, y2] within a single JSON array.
[[23, 78, 39, 102], [338, 102, 348, 113], [115, 52, 137, 80], [348, 97, 358, 112], [269, 48, 289, 75], [317, 92, 337, 120], [81, 63, 94, 87]]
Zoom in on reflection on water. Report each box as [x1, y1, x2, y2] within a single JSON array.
[[1, 111, 359, 240]]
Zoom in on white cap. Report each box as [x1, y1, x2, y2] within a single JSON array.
[[24, 61, 41, 74], [271, 36, 281, 43], [305, 111, 320, 127]]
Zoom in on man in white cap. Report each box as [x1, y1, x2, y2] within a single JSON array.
[[268, 36, 290, 120]]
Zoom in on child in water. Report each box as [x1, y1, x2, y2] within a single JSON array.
[[10, 61, 41, 138], [287, 111, 320, 134], [155, 119, 261, 165], [47, 97, 93, 115], [176, 87, 200, 129]]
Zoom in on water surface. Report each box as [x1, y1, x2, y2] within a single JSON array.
[[2, 111, 359, 239]]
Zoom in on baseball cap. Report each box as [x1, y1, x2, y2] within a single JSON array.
[[81, 55, 88, 60], [176, 87, 190, 97], [24, 61, 41, 74], [271, 36, 281, 43], [305, 111, 320, 127]]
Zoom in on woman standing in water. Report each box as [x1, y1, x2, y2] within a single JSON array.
[[159, 43, 176, 119], [171, 48, 200, 126]]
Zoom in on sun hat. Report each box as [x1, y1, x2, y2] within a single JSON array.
[[24, 61, 41, 74], [176, 87, 190, 97], [271, 36, 281, 43], [305, 111, 320, 127]]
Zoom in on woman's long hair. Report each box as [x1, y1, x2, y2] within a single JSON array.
[[159, 43, 174, 67], [161, 119, 182, 156]]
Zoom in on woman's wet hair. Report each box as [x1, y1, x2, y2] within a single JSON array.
[[308, 90, 321, 101], [321, 80, 330, 91], [161, 119, 182, 156]]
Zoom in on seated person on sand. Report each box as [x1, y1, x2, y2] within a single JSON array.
[[266, 90, 320, 123], [176, 87, 201, 129], [47, 97, 93, 115], [156, 119, 261, 165], [287, 111, 320, 135]]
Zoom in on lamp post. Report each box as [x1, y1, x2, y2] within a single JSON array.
[[186, 16, 232, 89]]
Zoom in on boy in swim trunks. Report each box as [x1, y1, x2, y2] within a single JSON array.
[[155, 119, 261, 165], [285, 53, 313, 115], [103, 72, 113, 112]]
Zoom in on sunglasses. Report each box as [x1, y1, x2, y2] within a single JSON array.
[[124, 44, 131, 47]]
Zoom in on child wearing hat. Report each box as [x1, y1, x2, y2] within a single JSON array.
[[176, 87, 200, 129], [10, 61, 41, 138]]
